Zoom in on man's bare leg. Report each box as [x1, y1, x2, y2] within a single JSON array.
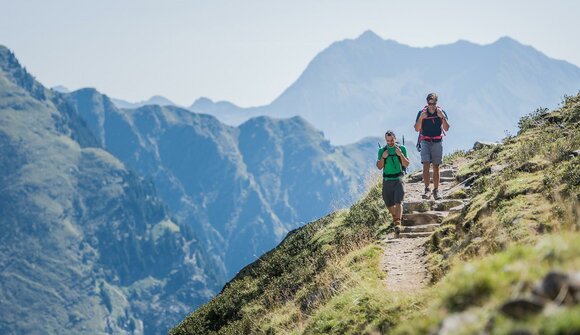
[[387, 205, 401, 235], [433, 164, 443, 200], [422, 162, 431, 189], [387, 205, 397, 223], [422, 162, 431, 199], [433, 164, 440, 190], [394, 203, 402, 223]]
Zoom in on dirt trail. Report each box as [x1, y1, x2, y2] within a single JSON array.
[[381, 165, 467, 293]]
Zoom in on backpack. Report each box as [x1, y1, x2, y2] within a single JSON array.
[[379, 142, 407, 177], [416, 105, 446, 152]]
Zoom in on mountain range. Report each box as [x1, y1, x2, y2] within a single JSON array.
[[0, 46, 221, 334], [0, 44, 385, 334], [62, 88, 391, 279], [189, 31, 580, 150]]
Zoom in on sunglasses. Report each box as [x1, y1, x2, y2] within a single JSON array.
[[427, 102, 437, 106]]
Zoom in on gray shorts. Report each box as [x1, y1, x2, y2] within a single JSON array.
[[382, 179, 404, 207], [420, 140, 443, 165]]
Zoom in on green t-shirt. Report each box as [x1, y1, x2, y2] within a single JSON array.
[[377, 144, 408, 180]]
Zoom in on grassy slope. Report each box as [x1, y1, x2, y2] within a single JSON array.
[[171, 94, 579, 334]]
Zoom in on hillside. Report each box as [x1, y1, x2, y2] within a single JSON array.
[[64, 88, 404, 278], [0, 46, 219, 334], [171, 93, 579, 334]]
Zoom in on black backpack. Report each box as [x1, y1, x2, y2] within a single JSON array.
[[379, 142, 407, 177]]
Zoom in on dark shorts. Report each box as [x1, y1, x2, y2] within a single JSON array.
[[420, 140, 443, 165], [382, 179, 404, 207]]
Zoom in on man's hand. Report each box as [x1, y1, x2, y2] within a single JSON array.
[[419, 110, 428, 120], [436, 108, 444, 119], [382, 150, 389, 159], [395, 147, 403, 157]]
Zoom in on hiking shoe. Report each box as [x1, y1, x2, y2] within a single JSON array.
[[422, 187, 431, 199], [394, 225, 401, 236], [433, 189, 442, 200]]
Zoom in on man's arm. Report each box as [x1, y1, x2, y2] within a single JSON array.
[[376, 149, 387, 169], [438, 109, 450, 131], [414, 111, 426, 132], [396, 147, 410, 167], [441, 117, 450, 132], [399, 154, 410, 167]]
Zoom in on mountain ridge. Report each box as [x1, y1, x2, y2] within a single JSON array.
[[0, 46, 220, 334], [189, 32, 580, 149], [111, 94, 177, 109], [62, 82, 389, 280]]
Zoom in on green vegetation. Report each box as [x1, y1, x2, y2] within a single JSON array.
[[430, 94, 579, 276], [172, 95, 580, 334], [393, 233, 580, 334], [170, 183, 396, 335]]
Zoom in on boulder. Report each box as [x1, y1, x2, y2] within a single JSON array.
[[491, 164, 508, 173], [500, 298, 545, 319], [569, 272, 580, 303], [473, 141, 500, 150], [532, 271, 580, 304], [532, 271, 569, 300]]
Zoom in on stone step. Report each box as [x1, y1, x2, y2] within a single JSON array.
[[449, 204, 465, 213], [404, 199, 464, 213], [432, 199, 464, 211], [399, 232, 433, 238], [406, 173, 422, 183], [406, 169, 456, 183], [402, 211, 448, 225], [440, 169, 456, 178], [403, 201, 433, 214], [401, 224, 440, 233]]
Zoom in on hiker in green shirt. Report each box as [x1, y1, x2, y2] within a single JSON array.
[[376, 130, 410, 234]]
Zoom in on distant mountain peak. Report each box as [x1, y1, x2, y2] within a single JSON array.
[[76, 87, 99, 94], [145, 95, 175, 106], [51, 85, 70, 93], [191, 97, 214, 109], [0, 45, 46, 100], [190, 96, 241, 111], [288, 114, 310, 125], [0, 45, 22, 74], [494, 36, 521, 45], [490, 36, 538, 53], [356, 30, 383, 42], [351, 31, 408, 49], [110, 94, 175, 109], [452, 39, 479, 46], [240, 114, 316, 134]]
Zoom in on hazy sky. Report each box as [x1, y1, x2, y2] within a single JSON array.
[[1, 0, 578, 107]]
